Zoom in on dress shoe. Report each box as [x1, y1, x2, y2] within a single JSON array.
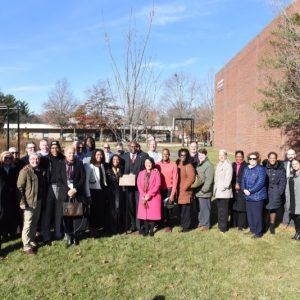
[[200, 226, 209, 232], [269, 224, 275, 235], [23, 248, 35, 255], [252, 235, 262, 239], [294, 232, 300, 240], [43, 240, 52, 246], [180, 228, 191, 233], [66, 237, 74, 248], [73, 237, 80, 246], [164, 227, 172, 233]]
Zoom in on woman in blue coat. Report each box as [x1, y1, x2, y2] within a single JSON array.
[[241, 152, 267, 238], [265, 152, 286, 234]]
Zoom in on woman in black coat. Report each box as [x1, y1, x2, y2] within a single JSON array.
[[57, 147, 86, 248], [265, 152, 286, 234], [106, 154, 125, 234], [0, 151, 20, 244], [231, 150, 248, 230]]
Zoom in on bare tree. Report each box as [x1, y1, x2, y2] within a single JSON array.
[[103, 8, 159, 141], [161, 72, 201, 144], [43, 78, 77, 139]]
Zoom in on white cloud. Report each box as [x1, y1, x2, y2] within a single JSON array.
[[6, 84, 53, 93], [144, 57, 199, 70]]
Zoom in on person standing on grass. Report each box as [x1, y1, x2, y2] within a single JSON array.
[[147, 139, 162, 163], [85, 149, 108, 237], [41, 141, 65, 245], [20, 141, 37, 165], [137, 157, 161, 236], [195, 148, 214, 232], [103, 143, 113, 164], [231, 150, 248, 230], [189, 141, 199, 168], [0, 151, 20, 246], [286, 156, 300, 240], [58, 147, 86, 248], [241, 152, 267, 239], [106, 154, 125, 234], [83, 136, 96, 165], [75, 141, 86, 162], [265, 152, 286, 234], [176, 148, 196, 232], [283, 148, 297, 226], [156, 148, 178, 232], [17, 153, 47, 255], [214, 149, 233, 233], [123, 141, 148, 233]]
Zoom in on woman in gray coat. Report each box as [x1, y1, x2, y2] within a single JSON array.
[[287, 156, 300, 240], [214, 149, 233, 233]]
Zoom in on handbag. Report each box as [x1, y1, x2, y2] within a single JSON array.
[[63, 197, 83, 217]]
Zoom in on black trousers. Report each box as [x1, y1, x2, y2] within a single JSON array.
[[126, 189, 140, 231], [291, 214, 300, 232], [161, 189, 173, 228], [216, 199, 230, 232], [232, 211, 248, 229], [180, 204, 191, 230]]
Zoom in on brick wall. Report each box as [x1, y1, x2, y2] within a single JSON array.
[[214, 1, 300, 160]]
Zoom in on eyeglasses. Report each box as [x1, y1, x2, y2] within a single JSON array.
[[104, 147, 109, 149], [78, 146, 84, 149], [4, 157, 12, 160], [249, 157, 257, 161], [180, 154, 187, 157], [27, 147, 36, 149], [11, 152, 19, 154]]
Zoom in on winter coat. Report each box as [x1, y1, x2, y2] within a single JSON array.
[[137, 170, 161, 220], [232, 161, 248, 212], [241, 164, 267, 202], [57, 159, 86, 204], [17, 165, 47, 208], [214, 160, 233, 199], [195, 158, 214, 198], [265, 161, 286, 210], [286, 171, 300, 215], [177, 162, 195, 204]]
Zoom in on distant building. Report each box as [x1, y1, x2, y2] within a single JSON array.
[[214, 0, 300, 159]]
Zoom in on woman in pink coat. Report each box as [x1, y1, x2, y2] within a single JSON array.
[[137, 157, 161, 236]]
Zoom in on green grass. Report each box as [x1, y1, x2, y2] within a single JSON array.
[[2, 147, 296, 299], [1, 227, 300, 299]]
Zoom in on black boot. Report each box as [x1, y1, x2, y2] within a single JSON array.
[[73, 233, 80, 246], [149, 221, 155, 237], [66, 235, 73, 248], [143, 221, 149, 236], [295, 232, 300, 241], [269, 223, 275, 235]]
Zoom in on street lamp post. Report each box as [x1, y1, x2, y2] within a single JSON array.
[[0, 105, 20, 150]]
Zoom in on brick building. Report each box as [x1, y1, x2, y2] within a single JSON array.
[[214, 1, 300, 159]]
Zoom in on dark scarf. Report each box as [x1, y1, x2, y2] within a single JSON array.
[[66, 160, 74, 180], [144, 171, 151, 193]]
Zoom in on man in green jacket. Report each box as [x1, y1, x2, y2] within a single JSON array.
[[195, 148, 214, 231], [17, 152, 46, 255]]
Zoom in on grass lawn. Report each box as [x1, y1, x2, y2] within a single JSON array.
[[1, 227, 300, 299], [1, 147, 298, 299]]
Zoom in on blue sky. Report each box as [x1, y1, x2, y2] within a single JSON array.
[[0, 0, 291, 113]]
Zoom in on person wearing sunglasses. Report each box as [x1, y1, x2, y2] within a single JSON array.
[[8, 147, 25, 172], [0, 151, 20, 255], [241, 152, 267, 238], [20, 141, 37, 165], [75, 141, 85, 162]]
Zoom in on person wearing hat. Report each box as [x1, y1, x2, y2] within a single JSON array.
[[41, 140, 65, 245], [8, 147, 25, 173]]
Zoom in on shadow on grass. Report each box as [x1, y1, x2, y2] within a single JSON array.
[[153, 296, 166, 300], [1, 240, 23, 257]]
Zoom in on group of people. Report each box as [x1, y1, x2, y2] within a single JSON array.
[[0, 137, 299, 257]]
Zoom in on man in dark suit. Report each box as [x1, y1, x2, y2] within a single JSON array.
[[283, 148, 296, 226], [123, 141, 148, 233]]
